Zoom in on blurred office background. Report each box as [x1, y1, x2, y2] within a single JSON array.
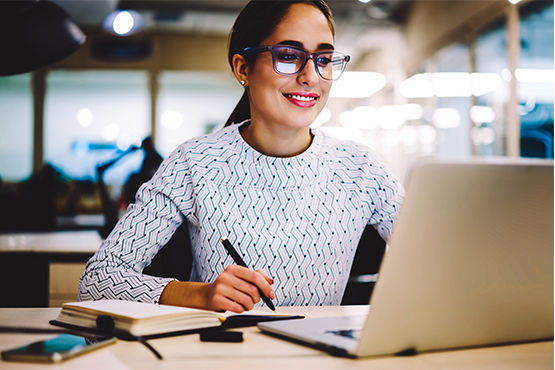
[[1, 0, 553, 220], [0, 0, 552, 306]]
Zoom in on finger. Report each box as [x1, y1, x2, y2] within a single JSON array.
[[228, 276, 262, 304], [216, 268, 262, 308], [212, 294, 247, 314], [254, 269, 276, 300], [209, 279, 256, 312], [249, 269, 276, 300], [226, 265, 275, 302], [255, 269, 274, 285]]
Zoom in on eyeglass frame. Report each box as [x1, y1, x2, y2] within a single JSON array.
[[241, 44, 351, 81]]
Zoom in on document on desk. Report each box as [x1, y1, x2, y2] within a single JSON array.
[[50, 300, 302, 339]]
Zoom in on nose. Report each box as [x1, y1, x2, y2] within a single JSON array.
[[296, 57, 320, 87]]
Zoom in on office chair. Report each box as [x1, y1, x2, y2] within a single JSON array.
[[341, 225, 387, 305], [143, 221, 386, 304], [521, 128, 554, 159]]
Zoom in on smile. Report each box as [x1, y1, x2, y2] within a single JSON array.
[[282, 93, 320, 108], [283, 94, 318, 102]]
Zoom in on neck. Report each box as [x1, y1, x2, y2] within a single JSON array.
[[239, 120, 313, 158]]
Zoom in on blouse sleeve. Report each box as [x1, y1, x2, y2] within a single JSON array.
[[363, 151, 405, 242], [78, 147, 194, 304]]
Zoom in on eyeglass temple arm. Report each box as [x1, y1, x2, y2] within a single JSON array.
[[241, 46, 271, 56]]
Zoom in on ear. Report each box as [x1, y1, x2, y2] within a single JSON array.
[[232, 54, 249, 86]]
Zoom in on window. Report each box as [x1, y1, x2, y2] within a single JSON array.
[[518, 1, 554, 158], [44, 70, 150, 189], [434, 42, 472, 157], [156, 71, 243, 157], [474, 18, 508, 156], [0, 74, 33, 181]]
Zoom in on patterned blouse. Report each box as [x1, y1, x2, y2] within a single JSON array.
[[79, 121, 405, 306]]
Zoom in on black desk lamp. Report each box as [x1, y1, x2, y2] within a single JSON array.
[[0, 0, 86, 76]]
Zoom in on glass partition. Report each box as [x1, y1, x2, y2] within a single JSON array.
[[156, 71, 243, 157], [44, 70, 150, 188], [474, 18, 508, 156], [0, 74, 33, 181], [518, 1, 554, 158]]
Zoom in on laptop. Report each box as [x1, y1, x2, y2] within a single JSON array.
[[258, 157, 554, 358]]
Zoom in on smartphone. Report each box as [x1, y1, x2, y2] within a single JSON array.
[[1, 333, 116, 363]]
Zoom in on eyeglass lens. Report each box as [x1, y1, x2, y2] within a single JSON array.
[[274, 47, 345, 80]]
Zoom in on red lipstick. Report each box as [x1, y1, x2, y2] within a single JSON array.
[[282, 92, 319, 108]]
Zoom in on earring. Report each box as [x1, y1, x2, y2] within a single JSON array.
[[240, 80, 246, 86]]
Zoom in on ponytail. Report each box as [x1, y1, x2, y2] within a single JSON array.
[[224, 90, 250, 127]]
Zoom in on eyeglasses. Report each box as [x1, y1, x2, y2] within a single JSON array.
[[242, 45, 350, 81]]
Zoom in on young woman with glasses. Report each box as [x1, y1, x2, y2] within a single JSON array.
[[79, 0, 404, 313]]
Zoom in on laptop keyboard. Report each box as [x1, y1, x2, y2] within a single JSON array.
[[325, 329, 362, 340]]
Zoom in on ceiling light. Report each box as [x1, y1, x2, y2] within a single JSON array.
[[501, 68, 512, 82], [433, 73, 472, 97], [113, 11, 134, 35], [418, 125, 437, 144], [77, 108, 94, 127], [103, 10, 144, 36], [399, 73, 434, 98], [470, 106, 496, 124], [339, 106, 379, 130], [353, 106, 379, 129], [515, 68, 555, 83], [378, 105, 405, 130], [472, 127, 496, 145], [330, 72, 386, 98], [401, 126, 419, 146], [471, 73, 503, 96], [161, 110, 183, 129], [400, 72, 504, 98], [432, 108, 461, 128], [402, 104, 424, 121]]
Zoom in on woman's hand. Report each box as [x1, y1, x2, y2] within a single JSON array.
[[159, 266, 275, 313], [202, 265, 275, 313]]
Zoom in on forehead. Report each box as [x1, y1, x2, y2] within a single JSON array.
[[262, 3, 334, 49]]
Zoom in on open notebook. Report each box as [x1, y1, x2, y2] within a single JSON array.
[[259, 158, 554, 357], [50, 300, 302, 340]]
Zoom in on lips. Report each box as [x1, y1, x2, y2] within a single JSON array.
[[282, 92, 320, 108]]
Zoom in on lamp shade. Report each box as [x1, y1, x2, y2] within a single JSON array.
[[0, 0, 86, 76]]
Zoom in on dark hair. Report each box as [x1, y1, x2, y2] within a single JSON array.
[[224, 0, 335, 127]]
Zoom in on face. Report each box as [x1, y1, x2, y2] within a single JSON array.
[[244, 3, 334, 131]]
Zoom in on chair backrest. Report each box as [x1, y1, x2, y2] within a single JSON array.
[[341, 225, 386, 305], [143, 221, 386, 303], [142, 222, 193, 281]]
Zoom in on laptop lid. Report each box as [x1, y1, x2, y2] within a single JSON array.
[[356, 158, 554, 356], [259, 158, 554, 358]]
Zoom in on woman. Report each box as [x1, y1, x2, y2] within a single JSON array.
[[79, 0, 404, 313]]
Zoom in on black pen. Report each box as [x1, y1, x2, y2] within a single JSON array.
[[220, 237, 276, 311]]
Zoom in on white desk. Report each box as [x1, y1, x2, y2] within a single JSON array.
[[0, 231, 102, 253], [0, 306, 552, 369]]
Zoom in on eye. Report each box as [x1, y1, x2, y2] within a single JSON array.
[[316, 56, 332, 65], [316, 53, 334, 67], [276, 48, 301, 63]]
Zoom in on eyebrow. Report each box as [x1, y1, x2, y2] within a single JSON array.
[[277, 40, 335, 51]]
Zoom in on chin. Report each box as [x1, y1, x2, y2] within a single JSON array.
[[287, 115, 319, 129]]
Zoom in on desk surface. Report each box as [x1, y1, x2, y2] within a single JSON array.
[[0, 306, 552, 370], [0, 231, 102, 254]]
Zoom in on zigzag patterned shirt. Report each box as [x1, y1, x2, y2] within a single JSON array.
[[79, 122, 404, 306]]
